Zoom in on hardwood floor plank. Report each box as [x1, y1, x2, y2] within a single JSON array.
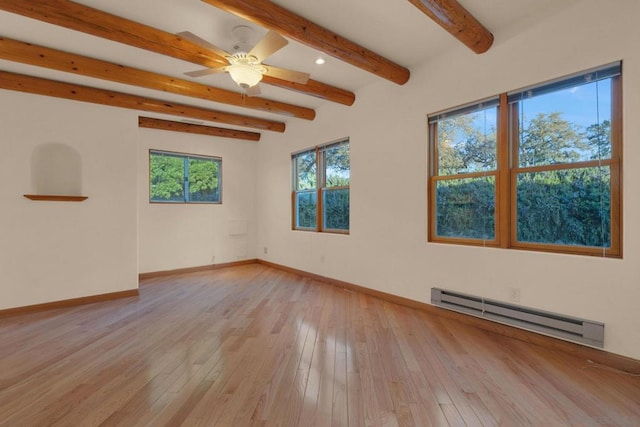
[[0, 264, 638, 426], [384, 306, 450, 426], [332, 341, 349, 426], [298, 286, 335, 426]]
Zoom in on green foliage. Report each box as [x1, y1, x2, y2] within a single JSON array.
[[519, 112, 586, 166], [150, 154, 184, 201], [294, 142, 350, 230], [296, 189, 350, 230], [188, 158, 219, 202], [150, 153, 219, 202], [296, 192, 317, 228], [436, 113, 497, 238], [324, 189, 349, 230], [296, 152, 317, 190], [586, 120, 611, 159], [325, 144, 350, 187], [517, 168, 610, 246], [436, 112, 612, 247], [438, 112, 497, 175], [436, 177, 495, 239]]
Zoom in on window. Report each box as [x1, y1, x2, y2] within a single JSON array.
[[292, 139, 350, 233], [428, 63, 622, 257], [429, 99, 499, 242], [149, 150, 221, 203]]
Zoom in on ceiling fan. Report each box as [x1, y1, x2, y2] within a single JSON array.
[[179, 26, 310, 95]]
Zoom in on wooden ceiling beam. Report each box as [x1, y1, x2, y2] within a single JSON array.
[[0, 0, 226, 67], [0, 36, 315, 120], [408, 0, 493, 54], [0, 70, 285, 132], [139, 117, 260, 141], [262, 76, 354, 106], [202, 0, 410, 85], [0, 0, 355, 105]]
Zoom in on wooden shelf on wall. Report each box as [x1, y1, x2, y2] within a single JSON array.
[[23, 194, 88, 202]]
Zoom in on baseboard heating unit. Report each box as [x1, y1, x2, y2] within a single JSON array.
[[431, 288, 604, 348]]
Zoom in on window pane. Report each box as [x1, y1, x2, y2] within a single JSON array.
[[296, 151, 317, 190], [150, 153, 184, 202], [323, 188, 349, 230], [188, 158, 220, 202], [517, 78, 612, 167], [437, 107, 497, 176], [516, 167, 610, 247], [325, 143, 350, 187], [435, 176, 495, 239], [296, 191, 317, 228]]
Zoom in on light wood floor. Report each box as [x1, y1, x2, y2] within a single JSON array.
[[1, 264, 639, 426]]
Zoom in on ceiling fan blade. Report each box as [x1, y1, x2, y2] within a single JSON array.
[[248, 30, 288, 62], [177, 31, 230, 60], [184, 66, 228, 78], [245, 85, 262, 97], [263, 65, 310, 84]]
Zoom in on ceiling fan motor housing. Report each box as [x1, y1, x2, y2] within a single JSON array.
[[231, 25, 255, 53]]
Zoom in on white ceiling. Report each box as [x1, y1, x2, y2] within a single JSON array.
[[0, 0, 575, 130]]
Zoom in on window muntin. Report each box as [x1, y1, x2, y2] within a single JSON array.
[[149, 150, 221, 204], [428, 63, 621, 256], [292, 139, 350, 233]]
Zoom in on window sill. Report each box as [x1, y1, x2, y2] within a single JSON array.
[[292, 228, 350, 235], [24, 194, 88, 202]]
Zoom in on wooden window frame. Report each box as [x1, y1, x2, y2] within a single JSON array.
[[428, 65, 622, 257], [292, 139, 350, 234]]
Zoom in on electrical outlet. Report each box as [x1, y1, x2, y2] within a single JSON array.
[[320, 255, 325, 264], [509, 287, 521, 303], [263, 246, 268, 255]]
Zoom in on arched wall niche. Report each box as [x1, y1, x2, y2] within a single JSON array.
[[30, 142, 83, 196]]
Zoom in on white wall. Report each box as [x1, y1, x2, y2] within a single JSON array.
[[137, 128, 257, 274], [0, 88, 259, 304], [0, 92, 138, 309], [256, 0, 640, 359]]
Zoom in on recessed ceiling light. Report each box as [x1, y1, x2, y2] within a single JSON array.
[[315, 57, 326, 65]]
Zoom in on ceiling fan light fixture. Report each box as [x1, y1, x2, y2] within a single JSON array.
[[227, 63, 264, 88]]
